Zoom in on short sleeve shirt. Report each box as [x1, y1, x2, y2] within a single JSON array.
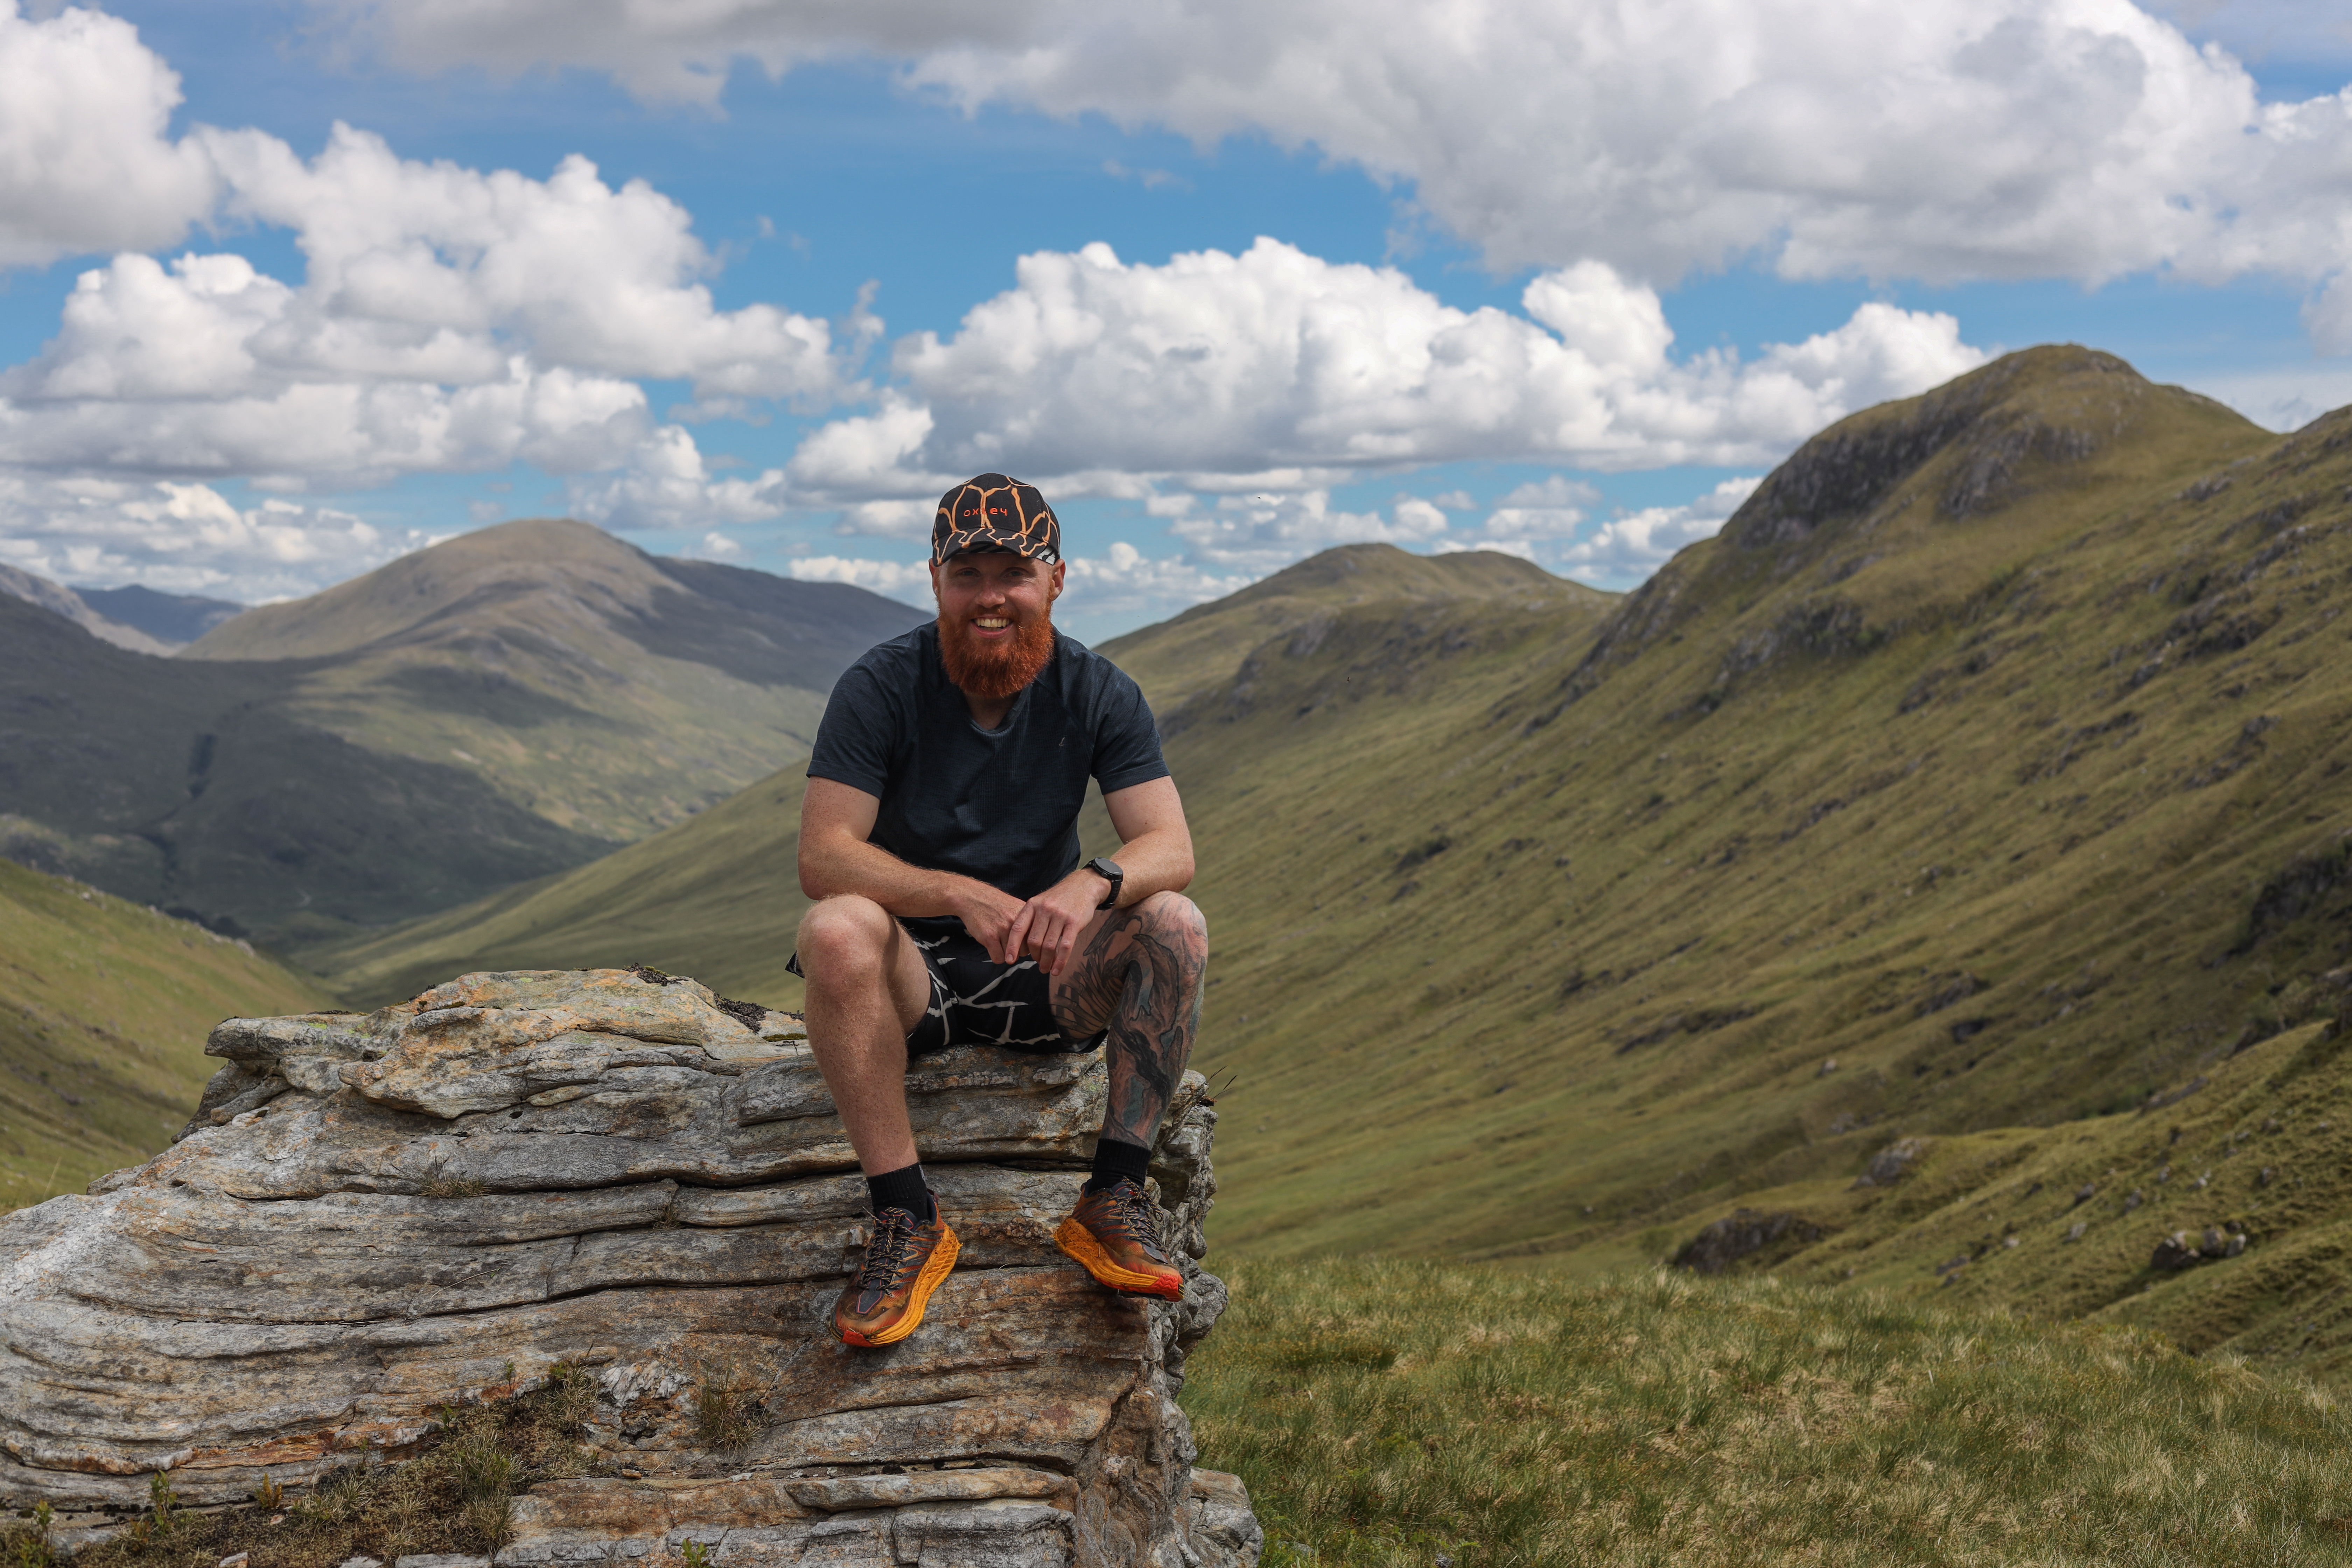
[[808, 625, 1169, 899]]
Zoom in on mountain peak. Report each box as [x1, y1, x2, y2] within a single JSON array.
[[1230, 541, 1578, 606], [186, 517, 662, 662], [1720, 345, 2258, 556]]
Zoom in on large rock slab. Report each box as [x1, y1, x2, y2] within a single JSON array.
[[0, 969, 1258, 1568]]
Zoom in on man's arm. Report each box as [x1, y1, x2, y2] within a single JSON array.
[[1005, 776, 1195, 976], [798, 777, 1027, 953]]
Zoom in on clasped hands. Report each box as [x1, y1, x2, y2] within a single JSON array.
[[948, 868, 1110, 976]]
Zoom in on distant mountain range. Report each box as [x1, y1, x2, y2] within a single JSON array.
[[78, 583, 247, 646], [0, 568, 246, 654], [314, 345, 2352, 1386], [0, 520, 922, 944]]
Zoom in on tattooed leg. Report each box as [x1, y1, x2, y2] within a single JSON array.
[[1051, 891, 1210, 1148]]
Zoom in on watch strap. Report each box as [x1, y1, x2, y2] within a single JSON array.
[[1086, 856, 1124, 909]]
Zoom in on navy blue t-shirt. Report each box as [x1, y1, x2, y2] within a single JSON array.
[[807, 625, 1169, 898]]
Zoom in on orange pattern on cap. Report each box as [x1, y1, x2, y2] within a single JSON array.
[[932, 474, 1062, 562]]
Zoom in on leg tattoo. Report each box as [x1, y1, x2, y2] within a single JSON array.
[[1054, 894, 1208, 1149]]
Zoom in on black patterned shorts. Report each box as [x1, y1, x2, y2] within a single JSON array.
[[789, 915, 1101, 1060]]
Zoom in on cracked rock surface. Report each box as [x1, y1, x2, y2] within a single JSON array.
[[0, 968, 1260, 1568]]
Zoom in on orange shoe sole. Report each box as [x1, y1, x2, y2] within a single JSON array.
[[1054, 1216, 1183, 1299], [835, 1222, 960, 1347]]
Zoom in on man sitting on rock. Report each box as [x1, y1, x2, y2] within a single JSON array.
[[791, 473, 1210, 1348]]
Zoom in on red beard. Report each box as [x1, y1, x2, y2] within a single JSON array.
[[937, 605, 1056, 699]]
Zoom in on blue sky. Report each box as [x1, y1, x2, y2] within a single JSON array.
[[2, 1, 2350, 640]]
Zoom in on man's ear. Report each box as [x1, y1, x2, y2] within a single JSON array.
[[928, 559, 943, 603], [1048, 560, 1066, 601]]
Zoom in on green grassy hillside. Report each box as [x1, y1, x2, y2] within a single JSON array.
[[185, 523, 918, 857], [306, 547, 1606, 1009], [1184, 1261, 2352, 1566], [308, 769, 813, 1008], [1103, 544, 1603, 714], [0, 520, 919, 946], [307, 345, 2352, 1386], [0, 859, 328, 1212]]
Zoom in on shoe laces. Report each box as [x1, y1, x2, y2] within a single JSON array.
[[855, 1206, 920, 1296], [1100, 1180, 1168, 1257]]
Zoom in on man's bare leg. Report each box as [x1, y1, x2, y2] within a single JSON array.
[[796, 895, 933, 1175], [1050, 891, 1211, 1150], [800, 897, 960, 1347]]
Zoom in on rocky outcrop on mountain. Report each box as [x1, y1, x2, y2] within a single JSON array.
[[1670, 1209, 1832, 1275], [0, 967, 1259, 1568]]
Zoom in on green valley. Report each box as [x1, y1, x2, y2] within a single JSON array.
[[306, 344, 2352, 1392], [0, 519, 920, 947]]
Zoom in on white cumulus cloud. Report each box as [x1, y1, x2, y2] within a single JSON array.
[[331, 0, 2352, 316], [1165, 488, 1451, 574], [0, 475, 434, 600], [786, 553, 934, 602], [1549, 475, 1765, 584], [564, 427, 788, 530], [1474, 475, 1603, 541], [782, 241, 1984, 504], [0, 3, 219, 267], [0, 112, 860, 558], [1062, 539, 1252, 615]]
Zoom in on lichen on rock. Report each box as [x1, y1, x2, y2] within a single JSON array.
[[0, 967, 1260, 1568]]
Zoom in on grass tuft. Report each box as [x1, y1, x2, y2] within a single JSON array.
[[418, 1174, 488, 1199], [691, 1351, 769, 1451], [1182, 1259, 2352, 1566]]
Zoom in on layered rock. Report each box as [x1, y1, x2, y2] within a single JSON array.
[[0, 968, 1259, 1568]]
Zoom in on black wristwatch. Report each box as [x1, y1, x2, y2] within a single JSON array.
[[1085, 856, 1124, 909]]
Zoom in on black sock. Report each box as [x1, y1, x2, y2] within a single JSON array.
[[866, 1162, 934, 1222], [1083, 1136, 1152, 1195]]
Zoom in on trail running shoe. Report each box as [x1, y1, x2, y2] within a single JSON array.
[[1055, 1179, 1184, 1300], [831, 1205, 959, 1347]]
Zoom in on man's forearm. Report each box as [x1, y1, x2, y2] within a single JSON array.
[[1103, 827, 1194, 905], [802, 834, 993, 920]]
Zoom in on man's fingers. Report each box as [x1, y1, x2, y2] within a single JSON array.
[[1001, 906, 1032, 967]]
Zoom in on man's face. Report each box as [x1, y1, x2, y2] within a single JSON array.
[[931, 550, 1065, 699]]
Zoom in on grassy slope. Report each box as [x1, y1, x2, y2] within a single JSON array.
[[307, 770, 815, 1009], [307, 549, 1607, 1010], [0, 595, 622, 941], [312, 346, 2352, 1386], [1105, 545, 1596, 714], [2, 520, 917, 945], [0, 859, 328, 1212], [186, 518, 917, 852], [1144, 350, 2302, 1241], [1182, 1260, 2352, 1567], [1715, 1017, 2352, 1386]]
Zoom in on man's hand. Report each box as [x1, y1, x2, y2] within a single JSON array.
[[944, 880, 1029, 965], [1005, 869, 1107, 975]]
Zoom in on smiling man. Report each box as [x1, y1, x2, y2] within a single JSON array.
[[790, 473, 1210, 1348]]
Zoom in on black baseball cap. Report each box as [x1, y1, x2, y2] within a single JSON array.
[[932, 474, 1062, 563]]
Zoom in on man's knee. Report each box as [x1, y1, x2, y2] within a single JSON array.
[[1136, 890, 1207, 960], [797, 895, 896, 981]]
